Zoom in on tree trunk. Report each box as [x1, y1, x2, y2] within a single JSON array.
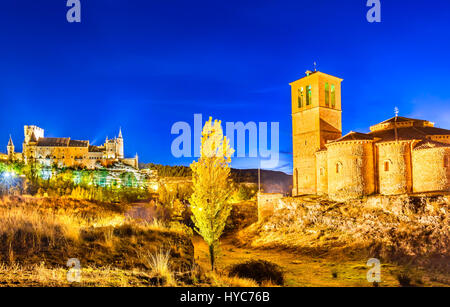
[[209, 244, 215, 271]]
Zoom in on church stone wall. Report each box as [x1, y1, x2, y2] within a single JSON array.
[[292, 108, 320, 195], [315, 150, 328, 195], [377, 141, 412, 195], [327, 141, 375, 200], [413, 147, 450, 193]]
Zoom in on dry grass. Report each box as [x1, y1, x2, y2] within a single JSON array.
[[144, 249, 176, 286], [0, 262, 155, 287], [206, 271, 259, 287], [0, 196, 195, 286]]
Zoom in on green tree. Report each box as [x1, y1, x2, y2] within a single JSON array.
[[189, 117, 234, 271]]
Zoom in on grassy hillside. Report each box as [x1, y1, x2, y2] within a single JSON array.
[[0, 196, 195, 286]]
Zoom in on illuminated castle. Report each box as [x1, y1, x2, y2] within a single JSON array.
[[4, 125, 138, 169], [291, 70, 450, 200]]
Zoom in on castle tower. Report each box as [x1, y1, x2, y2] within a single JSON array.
[[7, 135, 14, 160], [291, 70, 343, 195], [23, 125, 44, 163], [117, 128, 124, 159]]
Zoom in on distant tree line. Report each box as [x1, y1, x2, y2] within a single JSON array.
[[141, 163, 192, 177], [141, 163, 291, 188]]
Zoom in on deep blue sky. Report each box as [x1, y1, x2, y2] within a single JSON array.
[[1, 1, 449, 174]]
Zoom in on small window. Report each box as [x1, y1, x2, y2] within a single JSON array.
[[445, 157, 449, 168], [336, 162, 342, 174], [306, 85, 312, 106], [384, 160, 390, 172], [324, 82, 330, 107], [320, 168, 324, 176], [298, 88, 304, 108], [331, 85, 336, 108]]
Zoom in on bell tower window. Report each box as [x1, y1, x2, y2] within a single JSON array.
[[325, 82, 330, 107], [298, 88, 304, 108], [331, 85, 336, 108], [306, 85, 312, 106]]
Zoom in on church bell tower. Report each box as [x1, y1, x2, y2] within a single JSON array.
[[291, 70, 343, 195]]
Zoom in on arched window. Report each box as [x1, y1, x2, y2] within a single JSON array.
[[336, 162, 343, 174], [324, 82, 330, 107], [306, 85, 312, 106], [331, 85, 336, 108], [445, 157, 449, 168], [319, 168, 324, 176], [384, 160, 391, 172], [298, 88, 304, 108]]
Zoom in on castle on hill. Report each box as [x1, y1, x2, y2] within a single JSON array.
[[291, 70, 450, 200], [2, 125, 139, 169]]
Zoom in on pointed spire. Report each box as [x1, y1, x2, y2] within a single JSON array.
[[29, 132, 37, 143], [8, 135, 13, 147], [118, 127, 123, 139]]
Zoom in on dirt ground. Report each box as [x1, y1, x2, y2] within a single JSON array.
[[193, 235, 449, 287]]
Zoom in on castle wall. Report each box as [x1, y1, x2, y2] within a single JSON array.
[[377, 141, 412, 195], [412, 147, 450, 193], [315, 150, 328, 195], [34, 146, 89, 168], [327, 141, 375, 200]]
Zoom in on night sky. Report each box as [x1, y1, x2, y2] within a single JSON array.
[[1, 1, 449, 174]]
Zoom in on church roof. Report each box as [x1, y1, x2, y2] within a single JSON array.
[[7, 135, 13, 147], [413, 139, 450, 150], [330, 131, 375, 143], [378, 116, 428, 125], [369, 126, 450, 142]]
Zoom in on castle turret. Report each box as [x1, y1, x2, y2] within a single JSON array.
[[117, 128, 124, 159], [7, 135, 14, 160]]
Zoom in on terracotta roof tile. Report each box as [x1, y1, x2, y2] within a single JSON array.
[[330, 131, 374, 143], [369, 126, 450, 141], [413, 139, 450, 150]]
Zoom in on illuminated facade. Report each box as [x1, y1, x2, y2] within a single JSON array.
[[292, 70, 450, 200], [6, 125, 139, 169]]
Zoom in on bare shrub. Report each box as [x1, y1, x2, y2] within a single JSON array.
[[228, 260, 284, 286]]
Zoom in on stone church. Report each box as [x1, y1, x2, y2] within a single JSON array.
[[291, 70, 450, 200], [3, 125, 139, 169]]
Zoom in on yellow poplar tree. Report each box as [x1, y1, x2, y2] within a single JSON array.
[[190, 117, 234, 271]]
